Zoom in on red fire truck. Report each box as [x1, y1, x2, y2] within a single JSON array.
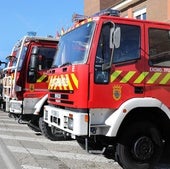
[[3, 35, 68, 140], [44, 9, 170, 168]]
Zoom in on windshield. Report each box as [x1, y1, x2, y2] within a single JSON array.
[[6, 46, 27, 71], [53, 22, 95, 67], [29, 47, 57, 71], [17, 46, 27, 71]]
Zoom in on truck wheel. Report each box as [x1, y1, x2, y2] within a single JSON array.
[[115, 122, 163, 169], [39, 117, 69, 141]]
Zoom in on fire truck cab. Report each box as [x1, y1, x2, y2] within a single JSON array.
[[44, 9, 170, 168], [3, 36, 68, 140]]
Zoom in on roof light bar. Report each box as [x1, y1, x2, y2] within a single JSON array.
[[72, 13, 88, 23], [72, 9, 120, 23]]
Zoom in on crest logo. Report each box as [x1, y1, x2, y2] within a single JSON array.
[[113, 85, 122, 100], [29, 84, 34, 92]]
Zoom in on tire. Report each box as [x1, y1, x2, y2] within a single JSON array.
[[115, 121, 163, 169], [39, 117, 70, 141], [27, 116, 41, 132]]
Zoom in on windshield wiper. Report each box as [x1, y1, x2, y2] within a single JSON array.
[[60, 62, 72, 68]]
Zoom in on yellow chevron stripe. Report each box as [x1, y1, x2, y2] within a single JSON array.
[[48, 76, 54, 90], [134, 72, 149, 84], [65, 74, 73, 90], [71, 73, 78, 89], [159, 73, 170, 84], [58, 75, 62, 90], [147, 73, 161, 84], [120, 71, 136, 83], [61, 75, 67, 90], [53, 75, 58, 90], [110, 70, 122, 82], [37, 74, 47, 82]]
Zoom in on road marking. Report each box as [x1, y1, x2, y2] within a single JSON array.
[[0, 134, 77, 146], [22, 165, 50, 169], [0, 123, 27, 127], [8, 146, 116, 163], [0, 118, 18, 122], [0, 128, 33, 133]]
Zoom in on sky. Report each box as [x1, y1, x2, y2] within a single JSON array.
[[0, 0, 83, 66]]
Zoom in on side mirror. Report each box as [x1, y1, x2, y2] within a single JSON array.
[[110, 27, 121, 49], [0, 60, 7, 66], [28, 47, 39, 83], [102, 26, 121, 71], [114, 27, 121, 48]]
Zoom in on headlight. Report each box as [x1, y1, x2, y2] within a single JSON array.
[[68, 117, 73, 130]]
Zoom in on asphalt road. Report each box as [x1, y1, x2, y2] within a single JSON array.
[[0, 110, 170, 169]]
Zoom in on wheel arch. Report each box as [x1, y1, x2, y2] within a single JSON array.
[[117, 106, 170, 141], [105, 98, 170, 138], [33, 94, 48, 116]]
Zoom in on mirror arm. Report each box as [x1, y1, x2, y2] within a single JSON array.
[[102, 48, 114, 71]]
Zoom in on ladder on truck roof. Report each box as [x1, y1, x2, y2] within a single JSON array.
[[2, 36, 28, 106]]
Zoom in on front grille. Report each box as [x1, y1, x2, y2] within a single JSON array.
[[49, 90, 74, 105], [50, 93, 68, 99]]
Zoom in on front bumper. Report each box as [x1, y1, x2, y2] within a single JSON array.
[[44, 105, 88, 136]]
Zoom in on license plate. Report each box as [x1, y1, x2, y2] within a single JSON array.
[[55, 94, 61, 99]]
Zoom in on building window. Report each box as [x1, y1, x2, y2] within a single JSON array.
[[134, 8, 146, 20]]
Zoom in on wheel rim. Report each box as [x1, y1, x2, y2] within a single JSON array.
[[133, 136, 154, 161]]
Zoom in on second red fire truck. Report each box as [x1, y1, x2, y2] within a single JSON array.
[[44, 9, 170, 169], [3, 35, 69, 140]]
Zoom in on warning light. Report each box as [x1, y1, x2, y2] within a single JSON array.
[[72, 9, 120, 23]]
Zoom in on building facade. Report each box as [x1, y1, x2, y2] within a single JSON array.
[[84, 0, 170, 22]]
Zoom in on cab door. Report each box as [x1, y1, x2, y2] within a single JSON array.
[[91, 19, 145, 108]]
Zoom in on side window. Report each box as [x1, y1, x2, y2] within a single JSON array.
[[94, 22, 113, 84], [27, 47, 57, 83], [17, 47, 27, 71], [113, 24, 140, 63], [149, 28, 170, 67], [96, 22, 113, 64]]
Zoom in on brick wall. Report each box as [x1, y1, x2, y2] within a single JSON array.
[[84, 0, 170, 22], [84, 0, 120, 16], [147, 0, 168, 22], [84, 0, 100, 16]]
